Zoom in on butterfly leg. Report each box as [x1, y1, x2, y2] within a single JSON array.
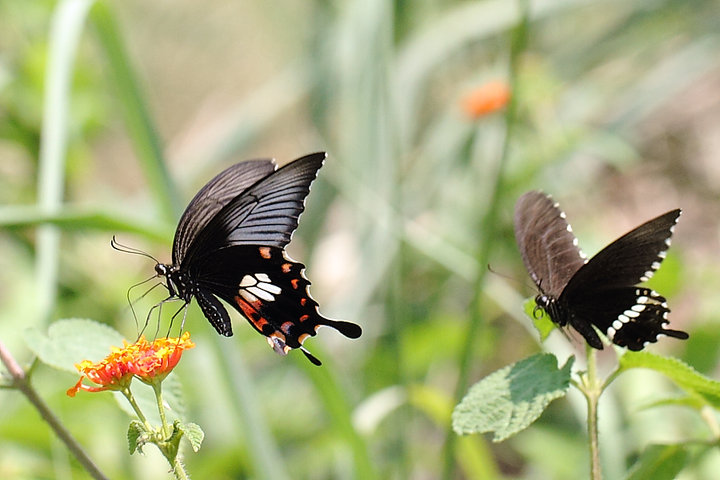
[[166, 301, 190, 338]]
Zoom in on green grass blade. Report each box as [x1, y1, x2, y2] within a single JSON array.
[[298, 357, 376, 479], [0, 205, 172, 244], [89, 1, 181, 223], [36, 0, 95, 323]]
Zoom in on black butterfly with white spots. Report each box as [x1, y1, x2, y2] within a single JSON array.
[[513, 190, 688, 351], [153, 152, 361, 365]]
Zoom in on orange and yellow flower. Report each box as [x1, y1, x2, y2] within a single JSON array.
[[67, 332, 195, 397], [461, 80, 511, 119]]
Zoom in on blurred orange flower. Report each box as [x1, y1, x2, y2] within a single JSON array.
[[461, 80, 511, 118], [67, 332, 195, 397]]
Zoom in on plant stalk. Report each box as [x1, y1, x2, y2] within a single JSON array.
[[440, 0, 529, 477], [584, 345, 602, 480], [0, 340, 109, 480]]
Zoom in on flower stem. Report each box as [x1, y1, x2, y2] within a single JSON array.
[[121, 387, 151, 430], [170, 456, 190, 480], [152, 382, 171, 438], [0, 340, 109, 480], [583, 345, 602, 480]]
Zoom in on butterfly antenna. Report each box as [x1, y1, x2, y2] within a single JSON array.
[[111, 236, 161, 264], [487, 264, 538, 292]]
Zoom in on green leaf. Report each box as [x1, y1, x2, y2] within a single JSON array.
[[523, 297, 555, 342], [618, 351, 720, 409], [177, 422, 205, 453], [24, 318, 126, 373], [625, 444, 688, 480], [452, 353, 574, 442], [127, 420, 147, 455]]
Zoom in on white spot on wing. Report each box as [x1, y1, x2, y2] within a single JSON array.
[[240, 289, 258, 303], [247, 286, 275, 302], [607, 327, 616, 340], [258, 282, 282, 295]]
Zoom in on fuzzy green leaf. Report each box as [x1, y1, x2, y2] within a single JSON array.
[[178, 422, 205, 453], [453, 353, 574, 442], [625, 444, 687, 480], [618, 351, 720, 409], [127, 420, 147, 455], [523, 297, 555, 342], [24, 318, 126, 373]]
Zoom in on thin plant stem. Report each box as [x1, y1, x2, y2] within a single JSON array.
[[170, 457, 190, 480], [0, 340, 109, 480], [121, 387, 151, 430], [152, 382, 171, 438], [440, 1, 530, 477], [584, 345, 602, 480]]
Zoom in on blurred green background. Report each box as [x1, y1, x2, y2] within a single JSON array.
[[2, 0, 720, 478]]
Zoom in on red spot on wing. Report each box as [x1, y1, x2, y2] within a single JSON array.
[[259, 247, 272, 259], [234, 295, 268, 331], [291, 278, 300, 289], [299, 314, 309, 322], [300, 298, 307, 306], [281, 263, 292, 273]]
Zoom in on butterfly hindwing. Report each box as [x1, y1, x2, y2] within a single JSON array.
[[193, 245, 361, 364], [564, 286, 687, 350]]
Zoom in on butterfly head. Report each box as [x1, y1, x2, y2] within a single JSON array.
[[534, 293, 567, 327], [155, 263, 187, 299]]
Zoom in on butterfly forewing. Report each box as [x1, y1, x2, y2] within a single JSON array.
[[173, 159, 276, 265], [181, 152, 326, 267], [514, 191, 585, 297], [561, 209, 681, 296]]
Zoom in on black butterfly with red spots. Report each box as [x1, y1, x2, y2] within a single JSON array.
[[154, 152, 361, 365]]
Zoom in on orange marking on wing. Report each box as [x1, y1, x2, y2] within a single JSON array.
[[259, 247, 272, 259], [300, 298, 307, 306], [298, 333, 310, 343], [235, 296, 268, 330], [299, 314, 309, 322], [291, 278, 300, 289], [281, 263, 292, 273]]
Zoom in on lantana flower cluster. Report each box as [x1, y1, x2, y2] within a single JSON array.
[[67, 332, 195, 397]]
